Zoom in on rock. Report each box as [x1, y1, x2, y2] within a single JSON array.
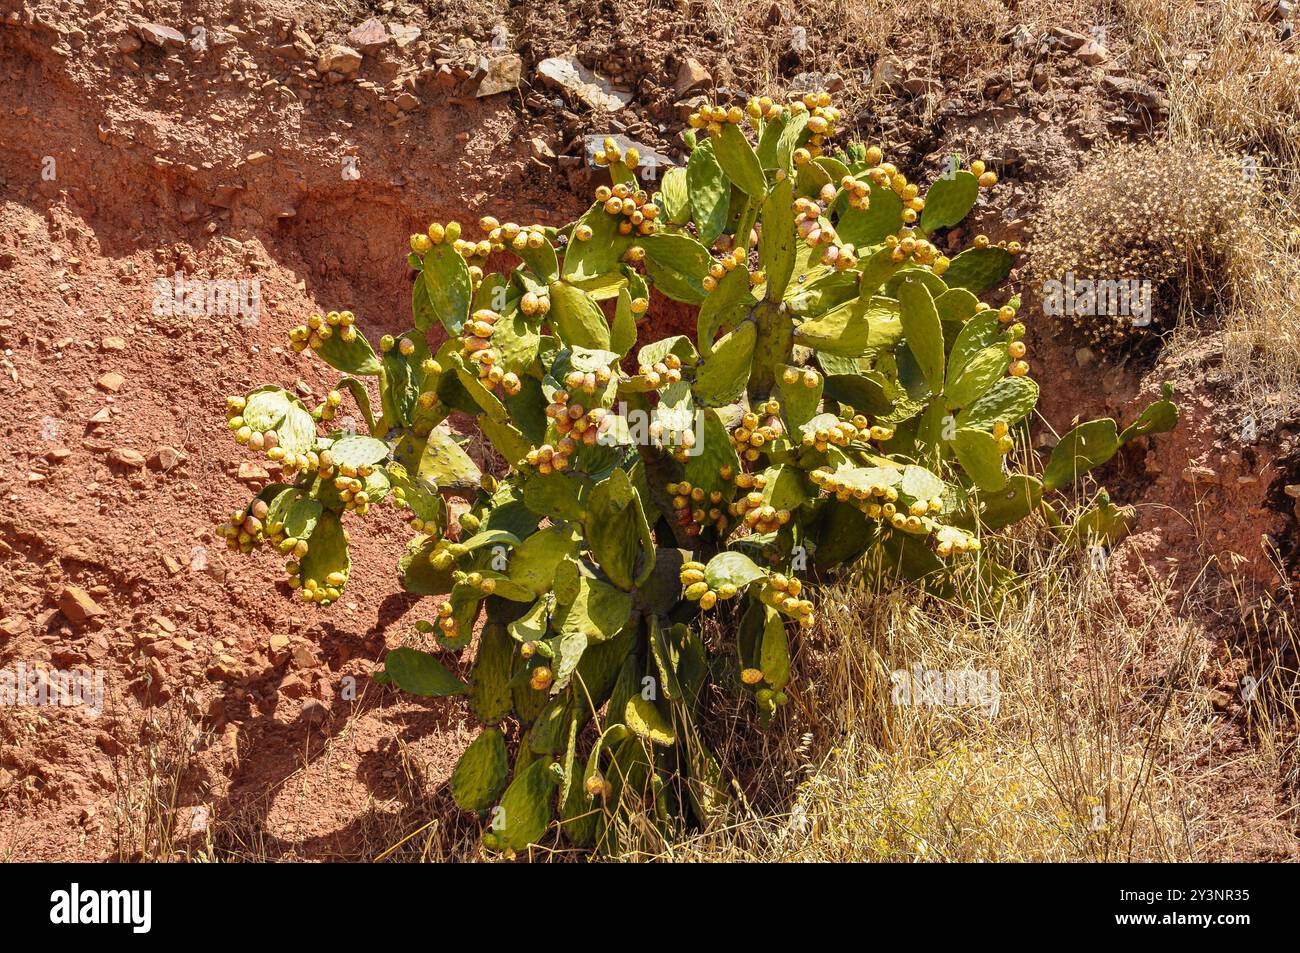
[[674, 57, 711, 96], [1008, 24, 1037, 49], [346, 18, 388, 51], [96, 371, 124, 392], [536, 56, 631, 111], [292, 643, 318, 669], [237, 461, 270, 482], [1047, 27, 1090, 50], [101, 336, 127, 351], [87, 407, 111, 425], [1181, 465, 1219, 486], [1101, 75, 1167, 112], [1075, 40, 1109, 65], [790, 71, 844, 94], [135, 22, 186, 49], [116, 33, 142, 54], [148, 446, 183, 471], [477, 53, 522, 96], [0, 615, 31, 638], [529, 137, 556, 161], [243, 151, 272, 166], [389, 23, 421, 49], [1074, 347, 1096, 367], [269, 633, 291, 655], [59, 586, 104, 625], [108, 447, 146, 469], [317, 44, 363, 77], [394, 91, 421, 111], [207, 655, 245, 682]]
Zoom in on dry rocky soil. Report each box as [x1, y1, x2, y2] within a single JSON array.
[[0, 0, 1296, 859]]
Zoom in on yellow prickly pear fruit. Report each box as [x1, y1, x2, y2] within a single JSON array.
[[699, 590, 718, 610], [530, 666, 554, 691], [411, 233, 432, 254], [741, 668, 764, 686]]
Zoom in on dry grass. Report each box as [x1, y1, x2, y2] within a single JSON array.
[[648, 527, 1217, 862]]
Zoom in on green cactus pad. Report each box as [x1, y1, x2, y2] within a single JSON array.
[[1043, 419, 1121, 491], [714, 123, 767, 198], [793, 296, 900, 357], [1119, 384, 1178, 443], [624, 695, 675, 746], [687, 138, 730, 245], [704, 551, 766, 590], [897, 279, 945, 396], [760, 177, 797, 299], [413, 243, 473, 335], [584, 469, 654, 591], [398, 536, 456, 596], [561, 202, 632, 282], [242, 386, 317, 454], [693, 321, 756, 406], [697, 265, 756, 353], [969, 475, 1043, 530], [957, 376, 1039, 431], [328, 434, 390, 469], [547, 280, 611, 350], [418, 427, 482, 491], [759, 605, 791, 691], [315, 328, 382, 377], [944, 344, 1010, 410], [508, 523, 582, 597], [941, 246, 1016, 293], [381, 646, 469, 697], [470, 622, 516, 724], [659, 166, 691, 225], [953, 427, 1007, 492], [522, 470, 590, 522], [556, 575, 633, 643], [489, 756, 558, 852], [611, 288, 638, 357], [947, 310, 1002, 381], [451, 726, 509, 811], [920, 170, 980, 234], [835, 180, 904, 247]]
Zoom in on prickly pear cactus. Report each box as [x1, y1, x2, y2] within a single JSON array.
[[220, 90, 1178, 857]]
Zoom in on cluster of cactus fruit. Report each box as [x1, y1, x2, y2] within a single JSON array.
[[218, 88, 1178, 856]]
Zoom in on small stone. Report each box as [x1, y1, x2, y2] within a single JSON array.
[[674, 57, 711, 96], [149, 446, 184, 471], [536, 56, 630, 111], [1074, 347, 1096, 367], [97, 371, 125, 392], [238, 461, 270, 481], [46, 447, 72, 463], [59, 586, 105, 625], [109, 447, 146, 469], [529, 137, 556, 161], [389, 24, 421, 49], [244, 151, 272, 166], [317, 44, 363, 77], [116, 33, 142, 54], [135, 22, 186, 49], [346, 18, 388, 51], [101, 336, 127, 352], [292, 643, 318, 669], [87, 407, 112, 425], [269, 633, 291, 654], [1047, 27, 1090, 50], [477, 53, 523, 97], [1181, 465, 1219, 486], [1074, 40, 1109, 65], [394, 91, 421, 111]]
